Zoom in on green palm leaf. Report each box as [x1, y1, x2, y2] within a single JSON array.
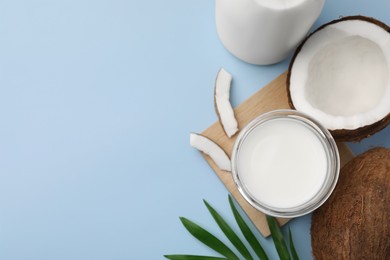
[[289, 228, 299, 260], [266, 215, 291, 260], [166, 198, 300, 260], [203, 200, 253, 260], [228, 195, 269, 260], [179, 217, 239, 259], [164, 255, 227, 260]]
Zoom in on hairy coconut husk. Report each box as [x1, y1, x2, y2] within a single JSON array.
[[311, 147, 390, 259], [287, 15, 390, 142]]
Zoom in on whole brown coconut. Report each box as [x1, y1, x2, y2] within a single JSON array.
[[311, 147, 390, 259], [287, 16, 390, 142]]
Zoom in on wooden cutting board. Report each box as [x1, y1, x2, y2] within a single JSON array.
[[201, 71, 354, 237]]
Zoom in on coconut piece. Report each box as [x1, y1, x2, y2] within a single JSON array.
[[287, 16, 390, 141], [190, 133, 231, 172], [311, 147, 390, 259], [214, 68, 238, 138]]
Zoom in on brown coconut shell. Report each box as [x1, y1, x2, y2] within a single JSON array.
[[287, 15, 390, 142], [311, 147, 390, 260]]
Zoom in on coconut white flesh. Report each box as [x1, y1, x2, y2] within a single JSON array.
[[215, 68, 238, 137], [190, 133, 231, 172], [290, 19, 390, 130]]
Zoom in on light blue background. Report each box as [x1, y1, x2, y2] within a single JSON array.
[[0, 0, 389, 259]]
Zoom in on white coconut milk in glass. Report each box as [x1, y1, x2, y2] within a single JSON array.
[[231, 110, 339, 217], [215, 0, 325, 64]]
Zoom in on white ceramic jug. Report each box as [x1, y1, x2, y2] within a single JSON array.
[[215, 0, 325, 65]]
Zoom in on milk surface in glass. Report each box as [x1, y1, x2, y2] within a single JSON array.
[[237, 118, 328, 209]]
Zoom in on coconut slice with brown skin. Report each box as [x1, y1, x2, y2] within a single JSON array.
[[311, 147, 390, 259], [190, 133, 231, 172], [287, 16, 390, 141], [214, 68, 238, 138]]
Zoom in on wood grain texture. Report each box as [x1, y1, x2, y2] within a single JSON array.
[[201, 72, 355, 237]]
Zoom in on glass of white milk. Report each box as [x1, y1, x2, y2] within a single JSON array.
[[215, 0, 325, 65], [231, 110, 339, 217]]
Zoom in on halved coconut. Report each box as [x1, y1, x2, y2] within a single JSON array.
[[214, 68, 238, 138], [190, 133, 231, 172], [287, 16, 390, 141]]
